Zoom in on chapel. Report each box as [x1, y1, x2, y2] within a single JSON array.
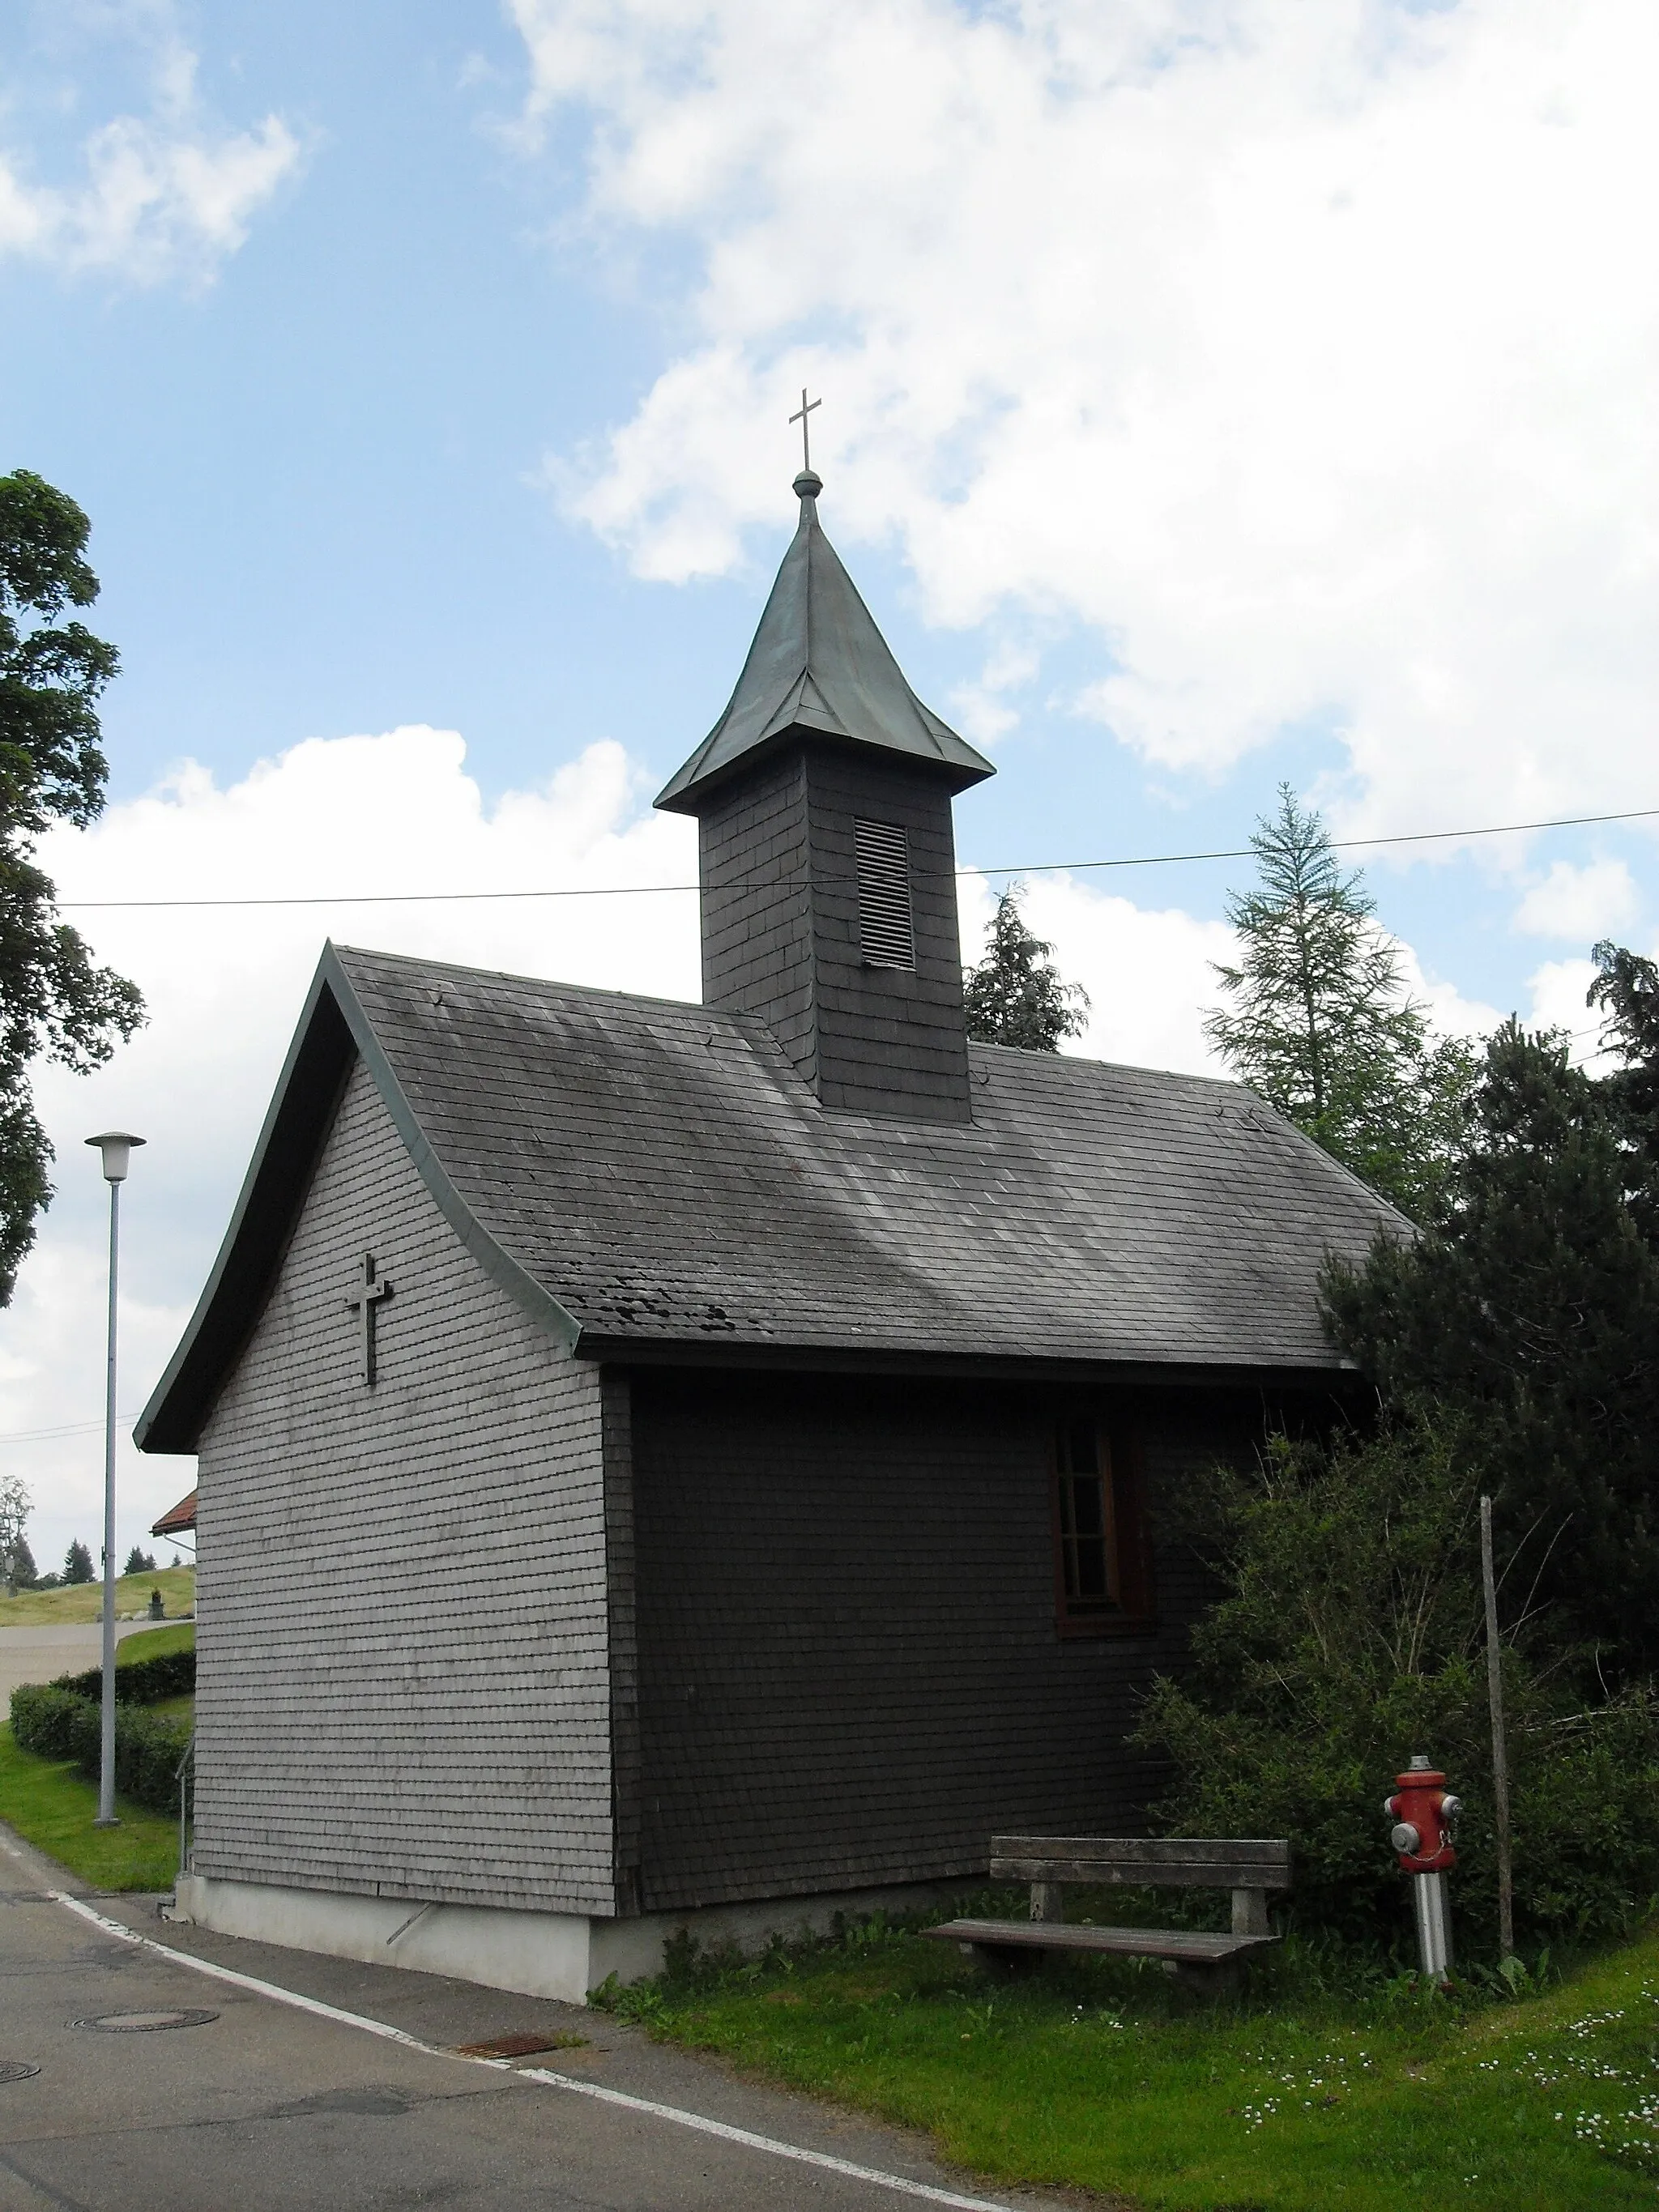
[[139, 467, 1395, 2001]]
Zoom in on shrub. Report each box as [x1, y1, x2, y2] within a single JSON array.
[[56, 1647, 194, 1706], [1134, 1421, 1659, 1957], [9, 1683, 87, 1761], [9, 1681, 190, 1813]]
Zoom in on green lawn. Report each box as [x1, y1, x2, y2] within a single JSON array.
[[602, 1916, 1659, 2210], [0, 1566, 194, 1626], [115, 1622, 194, 1667], [0, 1724, 179, 1890]]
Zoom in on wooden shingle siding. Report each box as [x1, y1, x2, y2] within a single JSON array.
[[629, 1370, 1248, 1912], [192, 1055, 616, 1916], [698, 743, 975, 1124]]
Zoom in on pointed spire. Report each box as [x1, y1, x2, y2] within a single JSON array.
[[655, 474, 995, 814]]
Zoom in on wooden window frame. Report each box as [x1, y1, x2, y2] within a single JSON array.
[[1050, 1414, 1156, 1639]]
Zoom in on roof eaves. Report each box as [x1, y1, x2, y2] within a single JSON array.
[[134, 944, 580, 1455]]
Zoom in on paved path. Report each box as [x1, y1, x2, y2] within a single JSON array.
[[0, 1622, 172, 1707], [0, 1824, 1090, 2212]]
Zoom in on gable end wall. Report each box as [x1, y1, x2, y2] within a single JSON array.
[[190, 1055, 616, 1916]]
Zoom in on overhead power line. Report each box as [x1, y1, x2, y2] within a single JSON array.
[[53, 803, 1659, 913]]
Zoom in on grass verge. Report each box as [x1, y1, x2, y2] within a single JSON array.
[[595, 1909, 1659, 2210], [0, 1723, 178, 1890], [0, 1566, 194, 1626], [114, 1622, 194, 1667]]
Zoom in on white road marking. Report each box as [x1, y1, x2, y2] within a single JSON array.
[[47, 1890, 1017, 2212]]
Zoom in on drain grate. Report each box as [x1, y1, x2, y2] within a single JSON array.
[[72, 2009, 220, 2034], [0, 2062, 41, 2085], [454, 2030, 588, 2059]]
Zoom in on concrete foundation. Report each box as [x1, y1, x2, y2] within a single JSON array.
[[168, 1872, 967, 2006]]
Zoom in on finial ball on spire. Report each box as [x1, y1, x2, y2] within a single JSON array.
[[794, 469, 823, 501]]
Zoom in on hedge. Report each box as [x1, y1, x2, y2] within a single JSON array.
[[56, 1647, 195, 1706], [9, 1683, 191, 1814]]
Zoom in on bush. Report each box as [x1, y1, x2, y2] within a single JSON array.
[[56, 1647, 194, 1705], [9, 1683, 87, 1761], [1134, 1421, 1659, 1957], [9, 1681, 190, 1813]]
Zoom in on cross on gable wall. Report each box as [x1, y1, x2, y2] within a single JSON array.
[[343, 1251, 394, 1385]]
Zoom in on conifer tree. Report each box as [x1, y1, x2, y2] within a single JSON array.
[[62, 1537, 94, 1585], [963, 887, 1090, 1051], [1323, 1008, 1659, 1672], [1205, 786, 1474, 1216]]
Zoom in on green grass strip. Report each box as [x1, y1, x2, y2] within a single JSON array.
[[114, 1622, 194, 1667], [603, 1921, 1659, 2210], [0, 1724, 178, 1891]]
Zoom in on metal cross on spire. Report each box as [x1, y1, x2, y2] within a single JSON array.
[[345, 1252, 394, 1385], [789, 388, 821, 473]]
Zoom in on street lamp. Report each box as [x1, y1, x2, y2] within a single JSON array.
[[84, 1131, 144, 1828]]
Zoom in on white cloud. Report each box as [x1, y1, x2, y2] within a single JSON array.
[[5, 727, 698, 1575], [960, 870, 1237, 1077], [1525, 956, 1601, 1050], [1513, 857, 1640, 941], [513, 0, 1659, 842], [0, 15, 300, 285]]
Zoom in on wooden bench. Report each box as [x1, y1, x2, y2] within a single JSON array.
[[923, 1836, 1291, 1996]]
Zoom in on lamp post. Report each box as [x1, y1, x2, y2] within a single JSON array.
[[85, 1131, 144, 1827]]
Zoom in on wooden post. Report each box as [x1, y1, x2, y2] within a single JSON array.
[[1030, 1882, 1064, 1923], [1231, 1888, 1270, 1938], [1480, 1496, 1515, 1958]]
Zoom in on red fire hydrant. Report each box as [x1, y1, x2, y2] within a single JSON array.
[[1384, 1753, 1462, 1981]]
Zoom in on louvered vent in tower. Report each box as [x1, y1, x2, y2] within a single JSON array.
[[855, 817, 915, 969]]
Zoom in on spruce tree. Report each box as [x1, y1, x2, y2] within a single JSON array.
[[963, 887, 1090, 1051], [62, 1537, 94, 1585], [1205, 786, 1474, 1216]]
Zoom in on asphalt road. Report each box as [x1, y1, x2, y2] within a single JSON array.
[[0, 1623, 165, 1707], [0, 1826, 1086, 2212]]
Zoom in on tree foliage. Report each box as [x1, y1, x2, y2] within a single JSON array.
[[123, 1545, 156, 1576], [1205, 786, 1475, 1217], [1322, 971, 1659, 1674], [62, 1537, 94, 1586], [0, 469, 143, 1300], [1136, 1422, 1659, 1952], [1, 1473, 32, 1592], [963, 887, 1090, 1051]]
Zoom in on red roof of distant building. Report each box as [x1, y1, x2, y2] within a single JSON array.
[[151, 1488, 197, 1538]]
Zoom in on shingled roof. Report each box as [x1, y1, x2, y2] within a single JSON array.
[[655, 471, 995, 812], [137, 943, 1399, 1452]]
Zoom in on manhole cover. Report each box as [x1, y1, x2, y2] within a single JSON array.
[[0, 2062, 41, 2084], [72, 2010, 219, 2034]]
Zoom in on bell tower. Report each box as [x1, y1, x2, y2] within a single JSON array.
[[655, 471, 995, 1123]]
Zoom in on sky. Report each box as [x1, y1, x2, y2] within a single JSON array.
[[1, 0, 1655, 1575]]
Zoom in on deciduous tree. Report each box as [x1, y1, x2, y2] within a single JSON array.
[[1, 469, 144, 1302]]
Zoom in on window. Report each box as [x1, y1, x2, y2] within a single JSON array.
[[855, 817, 915, 969], [1052, 1418, 1154, 1635]]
